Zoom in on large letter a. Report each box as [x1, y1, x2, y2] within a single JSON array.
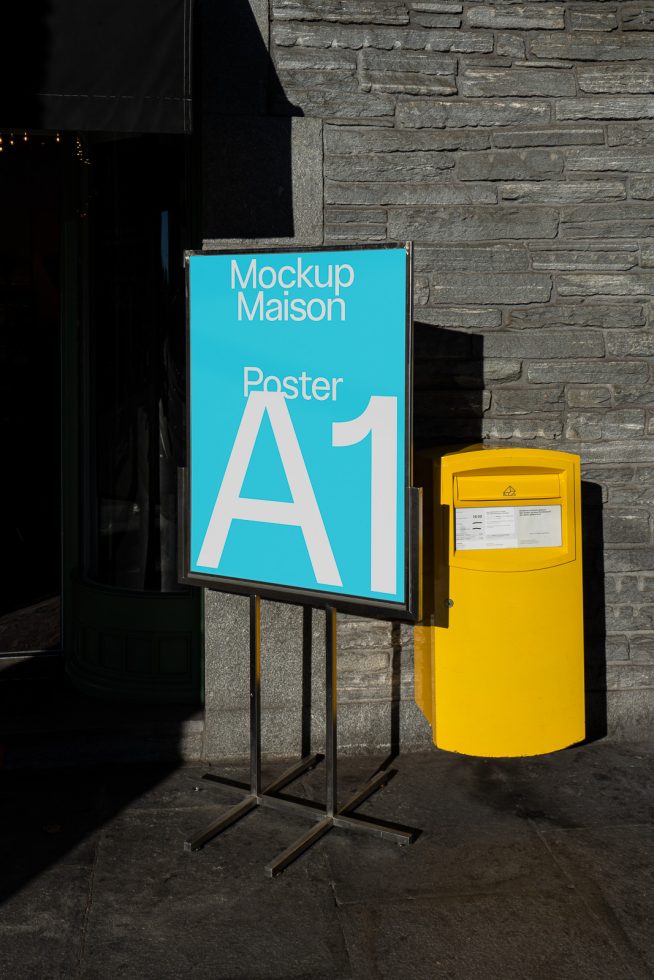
[[196, 392, 342, 587]]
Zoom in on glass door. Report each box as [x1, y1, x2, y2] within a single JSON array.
[[0, 134, 64, 655], [65, 133, 203, 703]]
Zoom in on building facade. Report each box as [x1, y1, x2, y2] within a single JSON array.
[[3, 0, 654, 762]]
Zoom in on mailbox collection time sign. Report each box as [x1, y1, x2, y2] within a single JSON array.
[[181, 245, 418, 619]]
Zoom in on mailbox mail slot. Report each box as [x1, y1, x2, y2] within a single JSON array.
[[456, 471, 560, 502], [415, 446, 585, 758]]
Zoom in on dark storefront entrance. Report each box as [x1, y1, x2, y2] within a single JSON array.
[[0, 1, 201, 704], [0, 136, 63, 654], [69, 133, 202, 702], [0, 130, 202, 702]]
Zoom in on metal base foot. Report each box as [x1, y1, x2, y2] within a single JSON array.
[[183, 599, 421, 875], [265, 767, 417, 877], [184, 752, 323, 852], [185, 756, 418, 874]]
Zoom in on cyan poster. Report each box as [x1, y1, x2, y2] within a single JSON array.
[[188, 247, 408, 605]]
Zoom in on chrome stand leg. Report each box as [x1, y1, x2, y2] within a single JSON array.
[[264, 607, 418, 876], [184, 599, 420, 872]]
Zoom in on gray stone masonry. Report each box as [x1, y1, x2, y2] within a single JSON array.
[[201, 0, 654, 761]]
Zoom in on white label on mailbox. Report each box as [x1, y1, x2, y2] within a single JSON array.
[[455, 505, 562, 551]]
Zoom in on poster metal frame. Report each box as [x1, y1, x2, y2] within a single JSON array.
[[179, 242, 420, 623]]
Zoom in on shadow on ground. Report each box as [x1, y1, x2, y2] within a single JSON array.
[[1, 742, 653, 979]]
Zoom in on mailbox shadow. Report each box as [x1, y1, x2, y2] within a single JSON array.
[[581, 482, 608, 741], [380, 325, 485, 765]]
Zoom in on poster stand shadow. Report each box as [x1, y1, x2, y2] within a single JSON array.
[[184, 595, 419, 877]]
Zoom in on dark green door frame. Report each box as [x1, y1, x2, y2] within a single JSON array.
[[61, 134, 203, 704]]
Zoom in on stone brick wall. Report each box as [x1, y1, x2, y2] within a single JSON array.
[[265, 0, 654, 740], [200, 1, 654, 758]]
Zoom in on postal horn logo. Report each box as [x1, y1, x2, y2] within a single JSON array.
[[503, 485, 517, 497]]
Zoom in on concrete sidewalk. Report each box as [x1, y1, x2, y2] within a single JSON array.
[[1, 740, 653, 979]]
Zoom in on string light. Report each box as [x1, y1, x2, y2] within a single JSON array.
[[0, 130, 89, 164], [74, 135, 91, 165]]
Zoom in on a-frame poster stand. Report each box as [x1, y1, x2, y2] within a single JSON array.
[[184, 595, 417, 876], [181, 244, 421, 875]]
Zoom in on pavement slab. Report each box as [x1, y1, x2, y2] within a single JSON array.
[[80, 807, 349, 980], [337, 893, 640, 980], [0, 741, 653, 979], [544, 825, 654, 977], [0, 864, 92, 980], [323, 831, 571, 905]]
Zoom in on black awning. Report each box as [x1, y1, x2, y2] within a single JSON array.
[[1, 0, 192, 134]]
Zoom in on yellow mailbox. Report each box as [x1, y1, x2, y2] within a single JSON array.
[[415, 446, 585, 757]]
